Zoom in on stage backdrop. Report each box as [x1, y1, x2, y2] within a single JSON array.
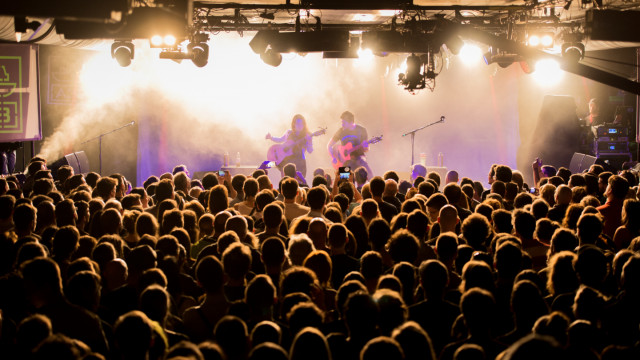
[[0, 44, 41, 142]]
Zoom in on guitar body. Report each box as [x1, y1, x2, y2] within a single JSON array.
[[267, 142, 296, 165], [330, 135, 383, 169], [330, 143, 354, 168], [266, 128, 327, 166]]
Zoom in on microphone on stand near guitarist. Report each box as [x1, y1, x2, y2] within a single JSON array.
[[266, 114, 326, 181], [327, 111, 381, 178]]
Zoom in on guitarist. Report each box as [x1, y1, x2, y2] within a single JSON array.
[[265, 114, 313, 179], [327, 111, 373, 177]]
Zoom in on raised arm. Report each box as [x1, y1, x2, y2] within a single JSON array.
[[266, 130, 290, 143]]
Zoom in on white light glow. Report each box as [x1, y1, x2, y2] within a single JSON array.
[[150, 35, 163, 47], [458, 44, 482, 66], [352, 14, 376, 22], [356, 48, 374, 64], [532, 58, 563, 86], [164, 35, 176, 46], [378, 10, 398, 16], [528, 35, 540, 47], [79, 52, 135, 105], [541, 35, 554, 47]]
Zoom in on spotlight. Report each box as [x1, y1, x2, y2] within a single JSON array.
[[249, 30, 283, 67], [443, 35, 464, 55], [151, 35, 163, 47], [260, 49, 282, 67], [562, 42, 585, 63], [398, 53, 425, 91], [532, 58, 563, 86], [164, 35, 176, 46], [459, 44, 482, 65], [111, 41, 134, 67], [187, 42, 209, 67], [527, 32, 555, 48], [150, 34, 178, 48], [528, 35, 540, 47]]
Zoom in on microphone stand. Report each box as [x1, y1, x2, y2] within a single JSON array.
[[81, 121, 135, 174], [402, 117, 444, 167]]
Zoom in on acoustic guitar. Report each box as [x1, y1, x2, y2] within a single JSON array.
[[330, 135, 383, 169], [267, 128, 327, 166]]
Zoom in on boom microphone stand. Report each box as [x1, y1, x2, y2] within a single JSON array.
[[402, 116, 445, 166], [81, 121, 135, 174]]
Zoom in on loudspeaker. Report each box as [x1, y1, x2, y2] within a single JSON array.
[[569, 152, 597, 173], [50, 151, 90, 177]]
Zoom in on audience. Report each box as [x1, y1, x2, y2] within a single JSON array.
[[0, 157, 639, 360]]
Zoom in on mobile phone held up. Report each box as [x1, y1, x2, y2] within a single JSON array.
[[339, 166, 350, 180], [218, 170, 225, 177]]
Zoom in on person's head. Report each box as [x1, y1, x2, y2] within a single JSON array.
[[460, 287, 495, 336], [340, 110, 356, 128], [445, 170, 459, 184], [307, 187, 327, 211], [361, 336, 404, 360], [344, 291, 378, 337], [281, 177, 299, 200], [605, 175, 630, 200], [419, 259, 449, 300], [461, 213, 493, 250], [387, 229, 420, 265], [303, 250, 332, 287], [328, 223, 349, 250], [289, 327, 331, 360], [214, 316, 249, 360], [291, 113, 309, 133], [354, 166, 369, 185], [95, 177, 117, 201], [411, 164, 427, 181], [391, 321, 435, 360], [208, 185, 229, 214], [222, 242, 252, 281], [369, 176, 386, 198], [250, 321, 282, 347], [512, 209, 536, 240], [288, 234, 315, 266], [280, 266, 318, 298]]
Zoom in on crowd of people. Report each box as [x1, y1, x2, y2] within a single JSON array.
[[1, 155, 640, 360]]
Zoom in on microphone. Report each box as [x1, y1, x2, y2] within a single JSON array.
[[440, 116, 445, 122]]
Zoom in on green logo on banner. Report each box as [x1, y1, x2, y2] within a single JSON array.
[[0, 58, 23, 133]]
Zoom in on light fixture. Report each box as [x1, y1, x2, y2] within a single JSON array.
[[398, 53, 426, 91], [443, 35, 464, 55], [187, 42, 209, 67], [14, 16, 41, 33], [111, 41, 134, 67], [527, 32, 555, 48], [260, 49, 282, 67], [249, 30, 283, 67], [562, 42, 585, 63], [150, 34, 178, 48], [459, 44, 482, 65]]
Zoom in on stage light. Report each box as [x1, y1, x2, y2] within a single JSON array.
[[151, 35, 163, 47], [562, 42, 585, 63], [260, 49, 282, 67], [444, 35, 464, 55], [398, 53, 426, 91], [532, 58, 563, 86], [541, 34, 554, 47], [188, 42, 209, 67], [459, 44, 482, 65], [528, 35, 540, 47], [111, 41, 134, 67], [164, 35, 176, 46], [527, 32, 555, 48]]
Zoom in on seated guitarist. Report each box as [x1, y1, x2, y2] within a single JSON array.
[[265, 114, 313, 179], [327, 111, 373, 177]]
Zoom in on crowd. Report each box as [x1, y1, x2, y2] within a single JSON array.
[[0, 156, 640, 360]]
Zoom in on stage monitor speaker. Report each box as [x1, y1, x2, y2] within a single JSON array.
[[569, 152, 597, 174], [50, 151, 90, 177]]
